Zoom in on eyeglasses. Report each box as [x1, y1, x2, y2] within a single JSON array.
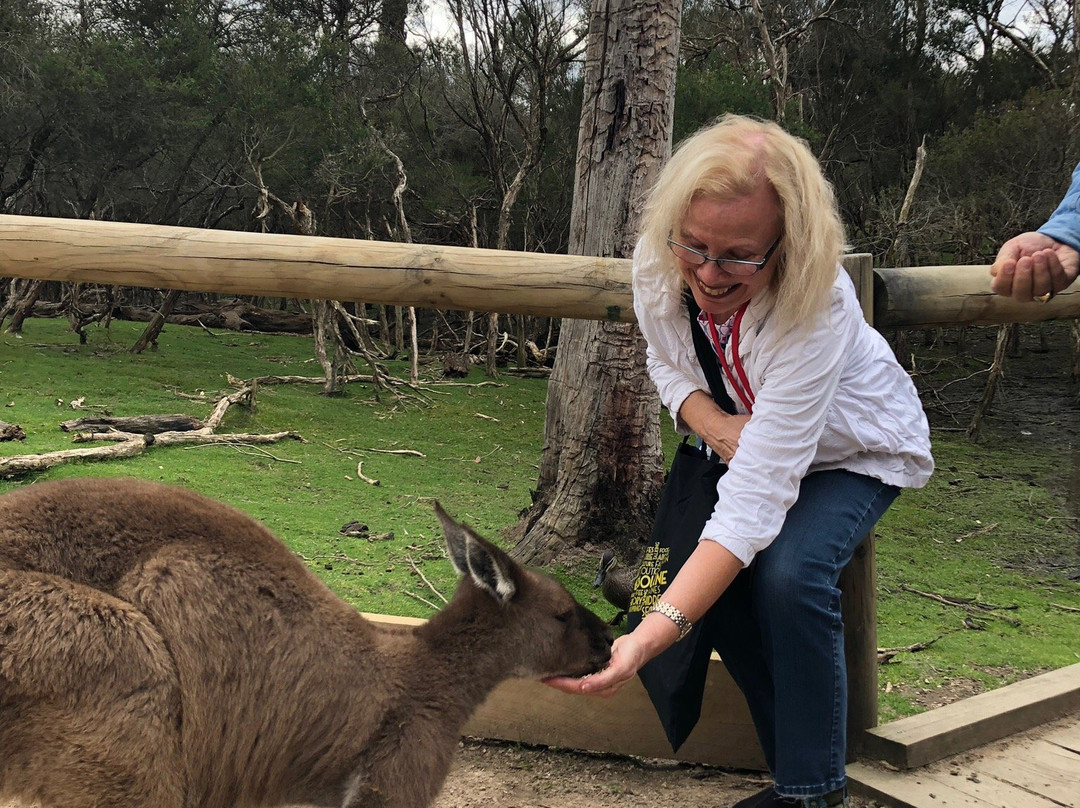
[[667, 235, 782, 277]]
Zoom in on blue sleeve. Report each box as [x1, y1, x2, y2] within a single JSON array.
[[1038, 162, 1080, 253]]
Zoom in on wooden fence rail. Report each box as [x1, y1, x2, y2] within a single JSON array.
[[0, 216, 632, 322], [3, 214, 1079, 327]]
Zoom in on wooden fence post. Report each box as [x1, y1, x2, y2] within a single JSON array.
[[840, 253, 878, 758]]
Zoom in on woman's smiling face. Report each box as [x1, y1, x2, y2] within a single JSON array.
[[674, 181, 784, 321]]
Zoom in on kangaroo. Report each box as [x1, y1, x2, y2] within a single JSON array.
[[0, 477, 612, 808]]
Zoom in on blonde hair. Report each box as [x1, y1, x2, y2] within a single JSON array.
[[638, 114, 846, 330]]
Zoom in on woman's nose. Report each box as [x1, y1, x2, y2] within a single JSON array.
[[697, 259, 734, 282]]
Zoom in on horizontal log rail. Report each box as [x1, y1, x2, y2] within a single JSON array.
[[2, 215, 1079, 327], [873, 265, 1080, 328], [0, 216, 631, 322]]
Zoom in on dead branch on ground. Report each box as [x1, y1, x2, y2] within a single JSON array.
[[0, 382, 304, 479], [60, 414, 204, 434], [899, 583, 1021, 626], [407, 554, 449, 604], [355, 461, 380, 486], [878, 635, 944, 664], [225, 371, 434, 407]]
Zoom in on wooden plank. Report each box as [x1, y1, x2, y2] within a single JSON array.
[[848, 761, 1064, 808], [873, 264, 1080, 327], [921, 767, 1068, 808], [862, 663, 1080, 769], [11, 213, 1080, 328], [982, 738, 1079, 807], [1045, 721, 1080, 755], [0, 219, 872, 325], [843, 253, 875, 325], [848, 762, 992, 808], [0, 215, 635, 322]]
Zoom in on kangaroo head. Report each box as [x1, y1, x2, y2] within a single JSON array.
[[434, 502, 612, 679]]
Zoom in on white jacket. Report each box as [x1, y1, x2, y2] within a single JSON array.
[[633, 240, 934, 567]]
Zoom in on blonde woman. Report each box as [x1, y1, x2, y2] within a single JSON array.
[[547, 115, 933, 808]]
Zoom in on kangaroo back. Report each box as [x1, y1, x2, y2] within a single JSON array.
[[0, 477, 612, 808]]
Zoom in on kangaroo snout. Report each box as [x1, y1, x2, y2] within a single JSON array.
[[583, 606, 615, 673]]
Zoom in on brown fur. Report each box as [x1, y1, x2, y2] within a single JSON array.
[[0, 477, 612, 808]]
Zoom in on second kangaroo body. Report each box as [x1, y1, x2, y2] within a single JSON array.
[[0, 477, 612, 808]]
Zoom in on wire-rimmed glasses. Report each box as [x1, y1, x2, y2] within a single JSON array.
[[667, 235, 782, 277]]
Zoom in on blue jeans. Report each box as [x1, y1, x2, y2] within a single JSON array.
[[705, 469, 900, 798]]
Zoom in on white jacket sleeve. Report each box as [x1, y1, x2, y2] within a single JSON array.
[[639, 312, 707, 434], [633, 246, 711, 433]]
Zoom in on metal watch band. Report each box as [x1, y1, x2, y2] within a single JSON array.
[[651, 600, 693, 641]]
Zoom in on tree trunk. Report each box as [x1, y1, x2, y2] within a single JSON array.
[[131, 288, 183, 354], [967, 322, 1015, 441], [4, 279, 44, 334], [485, 312, 499, 377], [513, 0, 681, 564]]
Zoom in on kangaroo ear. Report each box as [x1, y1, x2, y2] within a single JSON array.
[[463, 534, 516, 604], [434, 501, 471, 575], [434, 501, 516, 604]]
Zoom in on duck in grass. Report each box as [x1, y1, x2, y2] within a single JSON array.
[[594, 549, 637, 626]]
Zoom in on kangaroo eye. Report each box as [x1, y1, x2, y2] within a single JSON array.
[[555, 610, 574, 624]]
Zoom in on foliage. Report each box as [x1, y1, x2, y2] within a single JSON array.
[[673, 60, 773, 144], [922, 87, 1080, 261], [2, 317, 1077, 720], [3, 0, 1076, 262]]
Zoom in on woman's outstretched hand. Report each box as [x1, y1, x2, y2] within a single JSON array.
[[543, 632, 649, 698]]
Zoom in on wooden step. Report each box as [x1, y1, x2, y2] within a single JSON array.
[[860, 663, 1080, 769], [850, 710, 1080, 808], [848, 759, 1066, 808]]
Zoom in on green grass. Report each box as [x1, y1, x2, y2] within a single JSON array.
[[0, 317, 554, 617], [873, 437, 1080, 720], [2, 316, 1078, 722]]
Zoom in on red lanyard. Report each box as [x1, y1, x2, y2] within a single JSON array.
[[706, 302, 755, 413]]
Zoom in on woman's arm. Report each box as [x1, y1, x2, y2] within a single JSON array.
[[544, 541, 743, 697], [678, 390, 750, 463]]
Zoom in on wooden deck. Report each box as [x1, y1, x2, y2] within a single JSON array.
[[851, 711, 1078, 807], [850, 663, 1080, 808]]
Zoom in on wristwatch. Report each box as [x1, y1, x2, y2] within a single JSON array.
[[651, 600, 693, 641]]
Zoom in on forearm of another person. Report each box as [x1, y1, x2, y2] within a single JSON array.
[[678, 390, 750, 463], [544, 541, 743, 698]]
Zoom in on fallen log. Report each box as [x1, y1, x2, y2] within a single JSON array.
[[115, 300, 313, 334], [59, 414, 204, 434], [0, 381, 304, 479], [0, 420, 26, 441], [0, 437, 148, 478], [70, 429, 304, 447], [899, 583, 1021, 626], [877, 635, 944, 664]]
